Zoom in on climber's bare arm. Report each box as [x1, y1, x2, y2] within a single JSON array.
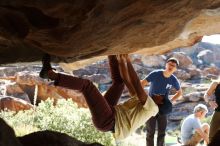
[[117, 54, 136, 97], [118, 54, 147, 105], [124, 55, 148, 104]]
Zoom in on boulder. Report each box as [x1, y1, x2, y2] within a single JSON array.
[[197, 49, 215, 65], [0, 96, 33, 112], [19, 130, 104, 146], [183, 92, 205, 102], [0, 1, 219, 65], [0, 118, 22, 146], [5, 83, 31, 102], [0, 118, 103, 146], [141, 55, 166, 68], [202, 66, 220, 76]]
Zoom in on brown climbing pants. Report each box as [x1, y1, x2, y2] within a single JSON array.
[[54, 56, 124, 132]]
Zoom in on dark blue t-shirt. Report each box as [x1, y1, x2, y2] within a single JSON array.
[[145, 70, 180, 114]]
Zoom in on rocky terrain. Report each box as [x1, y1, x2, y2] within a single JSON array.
[[0, 2, 220, 145], [0, 42, 220, 133]]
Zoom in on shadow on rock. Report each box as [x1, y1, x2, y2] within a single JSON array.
[[0, 118, 103, 146], [18, 130, 104, 146], [0, 118, 22, 146]]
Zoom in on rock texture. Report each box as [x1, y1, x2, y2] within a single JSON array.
[[0, 118, 22, 146], [0, 70, 88, 111], [0, 118, 103, 146], [0, 96, 33, 112], [0, 1, 220, 65], [19, 130, 104, 146]]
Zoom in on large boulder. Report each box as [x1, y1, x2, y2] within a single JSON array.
[[5, 83, 31, 102], [0, 118, 103, 146], [0, 1, 219, 66], [19, 130, 104, 146], [0, 118, 22, 146], [197, 49, 215, 65], [1, 71, 88, 107], [0, 96, 33, 112], [141, 55, 166, 68]]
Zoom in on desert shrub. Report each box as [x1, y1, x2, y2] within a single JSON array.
[[202, 114, 212, 124], [0, 99, 114, 146]]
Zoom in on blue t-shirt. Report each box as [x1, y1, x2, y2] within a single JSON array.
[[181, 114, 201, 144], [145, 70, 180, 114]]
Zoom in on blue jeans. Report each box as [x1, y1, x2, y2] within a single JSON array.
[[146, 114, 167, 146]]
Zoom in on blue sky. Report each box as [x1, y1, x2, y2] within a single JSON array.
[[202, 34, 220, 44]]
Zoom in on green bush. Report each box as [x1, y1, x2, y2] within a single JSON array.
[[202, 114, 212, 124], [0, 99, 115, 146]]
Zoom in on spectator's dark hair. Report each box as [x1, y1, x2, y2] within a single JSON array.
[[208, 130, 220, 146]]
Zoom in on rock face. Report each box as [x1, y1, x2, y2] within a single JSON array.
[[0, 118, 22, 146], [0, 118, 103, 146], [19, 130, 104, 146], [0, 1, 220, 65]]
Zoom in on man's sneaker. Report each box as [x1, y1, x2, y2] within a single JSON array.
[[39, 53, 53, 79]]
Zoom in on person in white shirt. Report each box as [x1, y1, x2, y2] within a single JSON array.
[[181, 104, 210, 145]]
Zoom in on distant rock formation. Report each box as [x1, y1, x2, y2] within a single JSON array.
[[0, 71, 88, 111]]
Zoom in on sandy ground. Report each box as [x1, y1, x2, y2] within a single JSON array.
[[116, 133, 207, 146], [116, 133, 178, 146]]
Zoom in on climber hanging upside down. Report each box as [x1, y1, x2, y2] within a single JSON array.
[[39, 54, 158, 140]]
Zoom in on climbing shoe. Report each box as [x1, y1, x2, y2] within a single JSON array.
[[39, 53, 53, 79]]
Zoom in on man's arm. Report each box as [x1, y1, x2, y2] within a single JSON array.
[[117, 55, 136, 97], [170, 89, 182, 102], [204, 82, 218, 109], [141, 79, 149, 88], [195, 128, 209, 144]]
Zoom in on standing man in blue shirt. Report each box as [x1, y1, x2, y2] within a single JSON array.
[[141, 57, 182, 146]]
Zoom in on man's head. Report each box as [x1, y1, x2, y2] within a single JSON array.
[[194, 104, 208, 119], [166, 58, 179, 66], [165, 57, 179, 74]]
